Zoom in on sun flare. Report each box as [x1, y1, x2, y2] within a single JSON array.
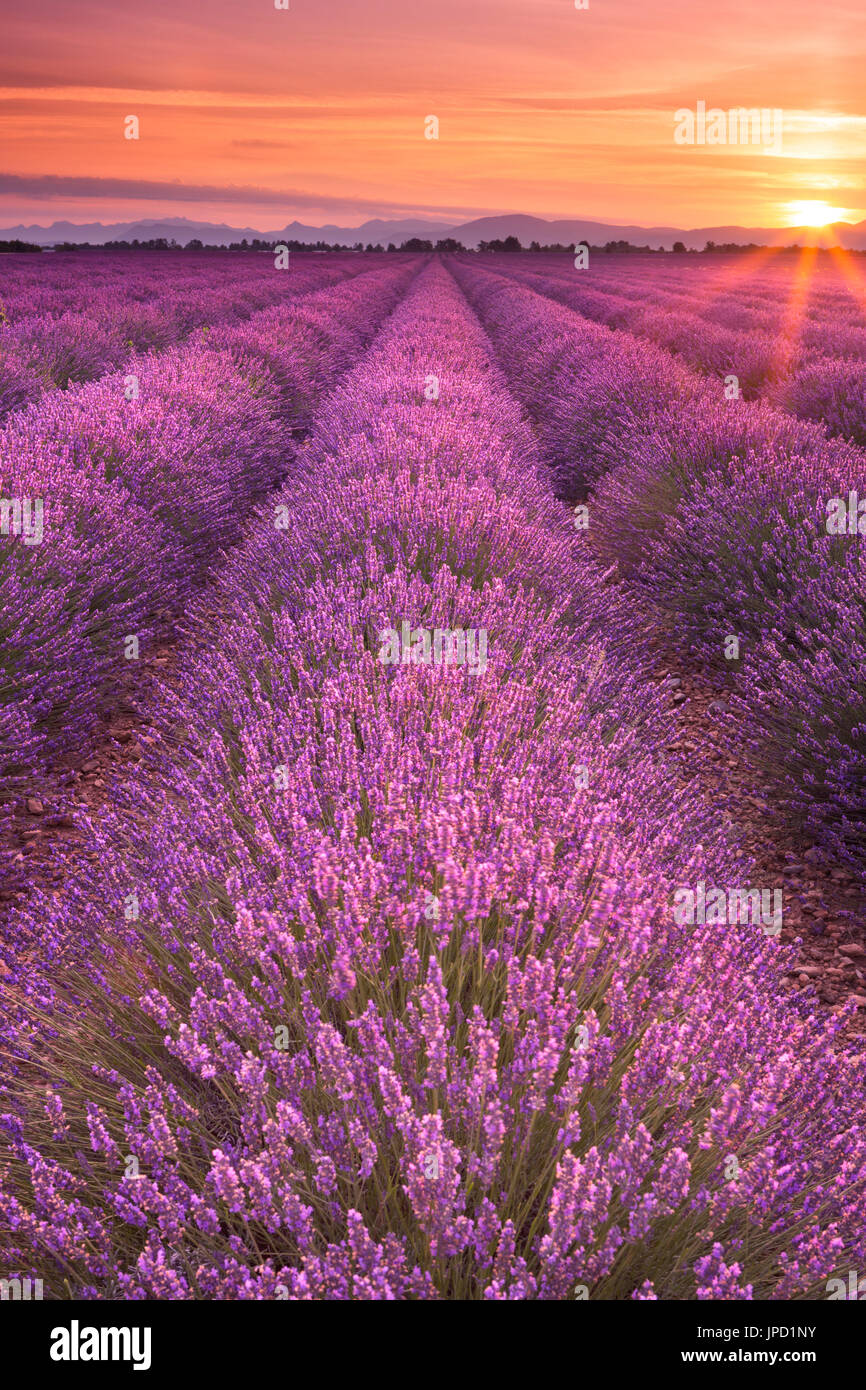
[[785, 199, 852, 227]]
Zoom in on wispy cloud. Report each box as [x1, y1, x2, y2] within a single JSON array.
[[0, 172, 494, 221]]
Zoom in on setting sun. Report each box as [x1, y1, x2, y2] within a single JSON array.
[[785, 199, 853, 227]]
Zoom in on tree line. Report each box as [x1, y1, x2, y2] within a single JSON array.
[[33, 235, 849, 255]]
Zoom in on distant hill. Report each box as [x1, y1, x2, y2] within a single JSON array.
[[0, 215, 454, 248], [2, 211, 865, 251], [450, 213, 866, 252]]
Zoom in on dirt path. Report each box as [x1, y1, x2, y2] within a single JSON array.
[[0, 641, 180, 962], [657, 655, 866, 1037]]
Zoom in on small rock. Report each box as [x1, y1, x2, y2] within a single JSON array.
[[838, 944, 866, 958], [25, 798, 43, 815], [82, 758, 99, 772], [708, 700, 727, 714]]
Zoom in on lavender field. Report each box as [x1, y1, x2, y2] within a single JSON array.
[[2, 248, 866, 1302]]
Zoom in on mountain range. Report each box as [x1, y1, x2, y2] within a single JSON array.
[[3, 212, 866, 251]]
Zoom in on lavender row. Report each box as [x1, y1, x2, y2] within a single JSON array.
[[2, 262, 863, 1300], [477, 256, 866, 446], [451, 260, 866, 874], [512, 254, 866, 343], [0, 260, 419, 795], [487, 253, 866, 362], [0, 253, 373, 419]]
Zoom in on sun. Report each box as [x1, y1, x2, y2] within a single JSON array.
[[785, 199, 851, 228]]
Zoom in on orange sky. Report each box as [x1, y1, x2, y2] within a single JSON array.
[[1, 0, 865, 230]]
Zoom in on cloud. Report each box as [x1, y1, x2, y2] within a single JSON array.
[[230, 139, 296, 150], [0, 172, 489, 218]]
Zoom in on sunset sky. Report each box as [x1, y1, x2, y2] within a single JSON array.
[[2, 0, 865, 231]]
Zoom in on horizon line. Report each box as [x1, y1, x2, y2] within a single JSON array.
[[0, 211, 862, 236]]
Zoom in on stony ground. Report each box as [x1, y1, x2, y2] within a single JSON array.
[[661, 661, 866, 1037]]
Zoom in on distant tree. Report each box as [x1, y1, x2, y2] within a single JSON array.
[[704, 240, 716, 252], [401, 237, 434, 251], [529, 240, 542, 252], [387, 242, 397, 252], [434, 237, 464, 252], [185, 238, 204, 250], [672, 240, 687, 253], [478, 236, 523, 253]]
